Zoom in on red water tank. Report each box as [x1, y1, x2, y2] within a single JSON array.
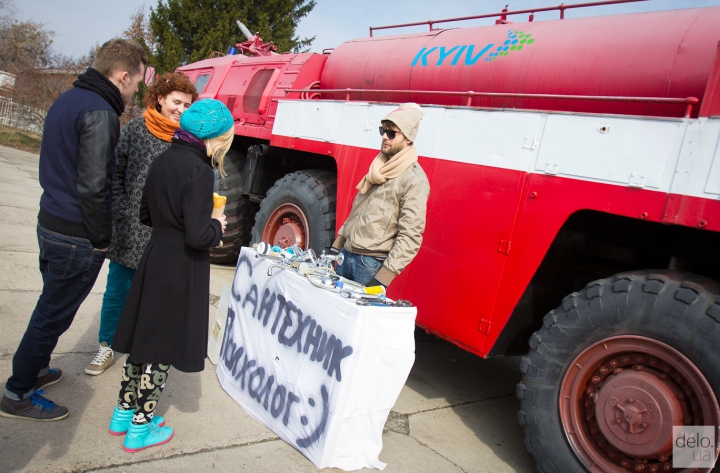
[[320, 7, 720, 117]]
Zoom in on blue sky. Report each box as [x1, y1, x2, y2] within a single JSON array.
[[16, 0, 720, 59]]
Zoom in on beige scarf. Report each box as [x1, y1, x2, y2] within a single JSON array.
[[356, 146, 418, 194]]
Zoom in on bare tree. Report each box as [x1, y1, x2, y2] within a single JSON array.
[[11, 52, 92, 131], [0, 18, 54, 74], [124, 4, 156, 53], [121, 4, 154, 125], [0, 1, 152, 131], [0, 0, 16, 27], [0, 0, 60, 131]]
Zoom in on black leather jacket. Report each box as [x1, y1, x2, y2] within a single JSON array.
[[77, 110, 119, 248], [39, 88, 120, 249]]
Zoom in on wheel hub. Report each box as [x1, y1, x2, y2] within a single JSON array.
[[560, 335, 719, 472], [595, 370, 682, 457], [274, 221, 304, 248], [262, 203, 309, 249]]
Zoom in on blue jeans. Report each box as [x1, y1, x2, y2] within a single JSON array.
[[99, 261, 135, 345], [5, 224, 106, 399], [334, 248, 383, 286]]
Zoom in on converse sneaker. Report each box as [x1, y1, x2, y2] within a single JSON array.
[[85, 342, 115, 375], [35, 368, 63, 390], [123, 421, 174, 452], [0, 390, 69, 421], [108, 406, 165, 436]]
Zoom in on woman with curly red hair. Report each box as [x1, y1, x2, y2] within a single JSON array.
[[86, 72, 198, 377]]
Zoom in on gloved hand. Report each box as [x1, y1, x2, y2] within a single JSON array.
[[367, 276, 385, 288]]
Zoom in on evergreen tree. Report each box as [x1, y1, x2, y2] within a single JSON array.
[[149, 0, 316, 74]]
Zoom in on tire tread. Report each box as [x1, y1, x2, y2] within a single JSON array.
[[210, 149, 258, 264], [517, 270, 720, 471], [250, 170, 337, 253]]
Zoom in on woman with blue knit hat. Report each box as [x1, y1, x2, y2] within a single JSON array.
[[109, 98, 234, 453]]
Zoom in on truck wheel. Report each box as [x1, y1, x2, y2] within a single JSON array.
[[517, 270, 720, 472], [250, 170, 336, 253], [210, 149, 258, 264]]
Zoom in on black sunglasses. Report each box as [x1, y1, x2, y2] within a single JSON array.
[[379, 126, 401, 139]]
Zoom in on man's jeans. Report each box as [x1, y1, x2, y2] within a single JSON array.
[[334, 248, 383, 286], [5, 224, 105, 399]]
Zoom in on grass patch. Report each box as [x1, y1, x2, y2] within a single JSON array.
[[0, 125, 42, 154]]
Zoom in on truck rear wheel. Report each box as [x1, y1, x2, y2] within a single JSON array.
[[517, 271, 720, 472], [250, 170, 336, 253], [210, 149, 258, 264]]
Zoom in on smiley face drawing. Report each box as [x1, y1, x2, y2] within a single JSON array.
[[296, 384, 330, 448]]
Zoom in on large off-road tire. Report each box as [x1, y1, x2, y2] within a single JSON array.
[[250, 170, 336, 253], [517, 270, 720, 473], [210, 149, 258, 264]]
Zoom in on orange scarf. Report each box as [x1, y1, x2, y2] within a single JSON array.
[[143, 107, 180, 142]]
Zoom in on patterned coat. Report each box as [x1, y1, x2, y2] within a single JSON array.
[[107, 117, 171, 269]]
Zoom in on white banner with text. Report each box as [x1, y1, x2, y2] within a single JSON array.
[[217, 247, 417, 470]]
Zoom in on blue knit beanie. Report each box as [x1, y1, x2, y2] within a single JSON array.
[[179, 99, 234, 139]]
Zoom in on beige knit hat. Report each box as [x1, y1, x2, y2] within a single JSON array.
[[382, 103, 425, 142]]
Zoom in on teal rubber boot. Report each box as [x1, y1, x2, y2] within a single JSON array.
[[108, 406, 165, 436], [123, 421, 174, 452]]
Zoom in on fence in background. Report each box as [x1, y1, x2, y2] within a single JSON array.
[[0, 97, 43, 134]]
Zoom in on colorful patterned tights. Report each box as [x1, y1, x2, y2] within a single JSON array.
[[117, 360, 170, 425]]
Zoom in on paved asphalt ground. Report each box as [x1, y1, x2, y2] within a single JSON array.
[[0, 144, 536, 473]]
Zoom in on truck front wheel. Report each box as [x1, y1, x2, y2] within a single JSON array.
[[250, 170, 336, 253], [517, 270, 720, 472]]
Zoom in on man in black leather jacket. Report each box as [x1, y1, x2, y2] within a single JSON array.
[[0, 39, 148, 422]]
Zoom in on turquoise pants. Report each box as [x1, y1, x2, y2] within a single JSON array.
[[99, 261, 136, 345]]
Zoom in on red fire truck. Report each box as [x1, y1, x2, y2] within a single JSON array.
[[177, 2, 720, 471]]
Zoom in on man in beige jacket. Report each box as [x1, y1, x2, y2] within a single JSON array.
[[331, 103, 430, 288]]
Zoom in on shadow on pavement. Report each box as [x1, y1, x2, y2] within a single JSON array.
[[0, 315, 97, 472], [155, 369, 202, 417], [402, 330, 535, 472]]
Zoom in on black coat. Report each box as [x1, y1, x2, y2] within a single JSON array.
[[113, 138, 222, 372]]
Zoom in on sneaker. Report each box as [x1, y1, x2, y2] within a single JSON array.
[[85, 342, 115, 375], [35, 368, 63, 390], [123, 421, 174, 453], [0, 390, 69, 421], [108, 406, 165, 436]]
